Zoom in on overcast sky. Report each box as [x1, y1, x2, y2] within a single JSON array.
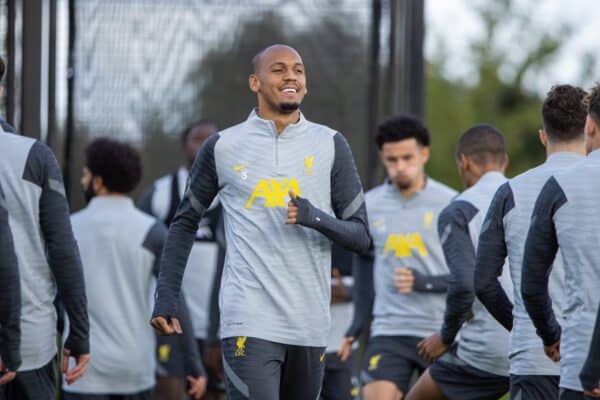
[[425, 0, 599, 93]]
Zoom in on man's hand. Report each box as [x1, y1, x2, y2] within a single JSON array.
[[584, 387, 600, 398], [61, 348, 91, 385], [331, 268, 350, 305], [394, 267, 415, 294], [417, 333, 449, 363], [286, 189, 300, 224], [187, 375, 207, 400], [151, 316, 182, 336], [337, 337, 354, 362], [204, 342, 223, 380], [544, 340, 560, 362], [0, 362, 16, 385]]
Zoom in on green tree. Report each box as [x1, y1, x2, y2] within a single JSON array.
[[425, 0, 567, 189]]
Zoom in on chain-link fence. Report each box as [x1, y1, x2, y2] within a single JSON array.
[[68, 0, 372, 209]]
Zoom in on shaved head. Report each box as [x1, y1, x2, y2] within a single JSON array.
[[252, 44, 302, 74]]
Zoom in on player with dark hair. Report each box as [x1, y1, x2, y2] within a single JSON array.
[[474, 84, 587, 400], [62, 138, 206, 400], [151, 44, 370, 400], [138, 120, 225, 400], [522, 82, 600, 400], [407, 124, 511, 400], [340, 115, 456, 400]]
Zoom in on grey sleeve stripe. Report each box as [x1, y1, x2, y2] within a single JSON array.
[[187, 189, 206, 215], [439, 223, 452, 246], [222, 356, 249, 397], [341, 190, 364, 220], [48, 178, 66, 198]]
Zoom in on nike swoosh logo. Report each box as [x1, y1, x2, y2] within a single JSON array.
[[234, 164, 250, 172]]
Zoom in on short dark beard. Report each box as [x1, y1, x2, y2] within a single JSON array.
[[279, 102, 300, 113]]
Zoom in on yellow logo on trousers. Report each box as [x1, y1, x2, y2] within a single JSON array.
[[368, 354, 381, 371], [383, 233, 428, 257], [245, 178, 302, 209], [235, 336, 247, 357], [158, 344, 171, 362]]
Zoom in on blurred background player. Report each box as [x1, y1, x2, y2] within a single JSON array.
[[408, 124, 511, 400], [0, 55, 89, 400], [320, 244, 359, 400], [138, 120, 225, 399], [342, 115, 456, 400], [474, 85, 587, 400], [63, 138, 206, 400], [522, 83, 600, 400]]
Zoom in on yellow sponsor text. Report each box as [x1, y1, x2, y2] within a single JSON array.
[[383, 233, 428, 257], [245, 178, 302, 209], [368, 354, 381, 371]]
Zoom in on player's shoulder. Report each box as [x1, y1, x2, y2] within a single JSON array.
[[510, 162, 551, 191], [365, 183, 388, 204], [131, 206, 164, 231], [152, 172, 174, 192], [552, 157, 588, 189], [440, 195, 479, 225], [70, 208, 88, 226], [302, 118, 338, 138], [0, 131, 46, 163], [217, 119, 248, 139], [425, 178, 458, 201]]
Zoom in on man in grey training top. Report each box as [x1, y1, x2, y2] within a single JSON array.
[[341, 115, 456, 400], [474, 84, 587, 400], [522, 83, 600, 400], [407, 124, 511, 400], [0, 55, 90, 400], [151, 44, 371, 400], [62, 138, 205, 400]]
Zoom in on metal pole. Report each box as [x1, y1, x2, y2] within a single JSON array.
[[6, 0, 17, 127], [47, 0, 57, 148], [387, 0, 398, 116], [388, 0, 424, 118], [21, 0, 49, 140], [63, 0, 76, 201], [366, 0, 382, 189]]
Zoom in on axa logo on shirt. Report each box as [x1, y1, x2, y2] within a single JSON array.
[[383, 233, 428, 257], [245, 178, 302, 209]]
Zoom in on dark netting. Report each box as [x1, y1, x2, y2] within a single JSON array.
[[69, 0, 371, 209]]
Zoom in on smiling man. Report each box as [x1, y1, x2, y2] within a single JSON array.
[[151, 44, 371, 400]]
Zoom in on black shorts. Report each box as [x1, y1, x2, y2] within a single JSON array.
[[155, 333, 185, 378], [429, 352, 509, 400], [61, 389, 152, 400], [559, 388, 596, 400], [510, 374, 559, 400], [197, 338, 225, 392], [360, 335, 429, 394], [221, 336, 325, 400], [320, 352, 357, 400], [0, 359, 55, 400]]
